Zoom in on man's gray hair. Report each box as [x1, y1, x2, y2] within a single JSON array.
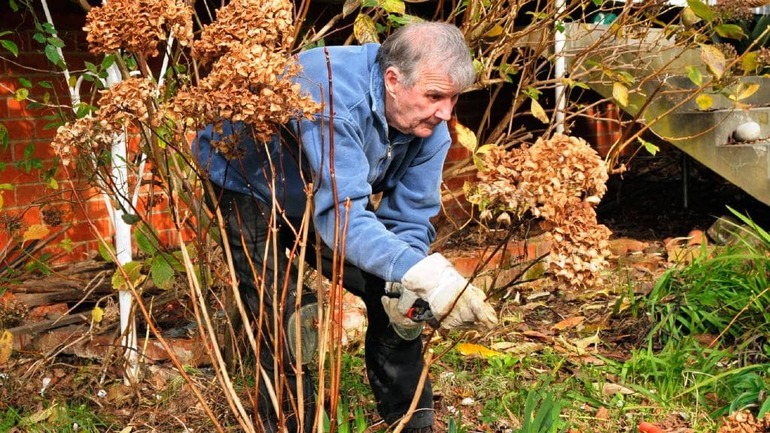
[[377, 22, 476, 90]]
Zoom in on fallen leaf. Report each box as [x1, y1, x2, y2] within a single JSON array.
[[18, 404, 58, 426], [638, 421, 665, 433], [455, 342, 503, 359], [552, 316, 586, 331], [492, 341, 544, 355], [0, 329, 12, 364], [601, 382, 635, 396], [596, 406, 609, 420]]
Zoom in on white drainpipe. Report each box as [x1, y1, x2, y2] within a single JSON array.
[[554, 0, 566, 133]]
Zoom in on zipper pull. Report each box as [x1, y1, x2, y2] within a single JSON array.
[[387, 144, 392, 159]]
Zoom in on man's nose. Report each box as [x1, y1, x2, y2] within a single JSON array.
[[435, 98, 454, 121]]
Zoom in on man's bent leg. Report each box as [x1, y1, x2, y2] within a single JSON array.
[[317, 261, 434, 430], [214, 187, 316, 432]]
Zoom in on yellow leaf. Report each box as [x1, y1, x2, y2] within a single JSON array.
[[731, 82, 760, 101], [530, 98, 549, 124], [19, 404, 58, 426], [23, 224, 50, 242], [700, 44, 726, 79], [353, 14, 378, 45], [551, 316, 586, 331], [453, 120, 477, 152], [483, 25, 504, 38], [695, 93, 714, 111], [381, 0, 406, 15], [456, 342, 503, 359], [612, 82, 629, 107], [0, 329, 12, 364], [92, 306, 104, 323]]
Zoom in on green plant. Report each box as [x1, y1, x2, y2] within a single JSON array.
[[516, 378, 565, 433], [1, 402, 111, 432], [646, 211, 770, 351]]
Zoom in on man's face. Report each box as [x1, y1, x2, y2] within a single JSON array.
[[384, 66, 461, 138]]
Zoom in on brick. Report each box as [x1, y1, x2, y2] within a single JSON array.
[[0, 97, 8, 119], [14, 182, 56, 206], [66, 218, 111, 243], [3, 119, 35, 141], [11, 139, 56, 160]]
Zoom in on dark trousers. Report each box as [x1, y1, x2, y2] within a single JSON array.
[[213, 187, 434, 431]]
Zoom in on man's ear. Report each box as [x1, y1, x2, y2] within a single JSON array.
[[384, 66, 400, 96]]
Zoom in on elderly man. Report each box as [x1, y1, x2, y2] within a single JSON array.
[[196, 21, 497, 433]]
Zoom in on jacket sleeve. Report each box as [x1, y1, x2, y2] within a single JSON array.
[[295, 116, 427, 282]]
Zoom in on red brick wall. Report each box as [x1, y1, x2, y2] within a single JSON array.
[[0, 4, 181, 266]]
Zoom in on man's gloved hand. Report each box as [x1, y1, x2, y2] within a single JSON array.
[[401, 253, 498, 331], [381, 282, 424, 340]]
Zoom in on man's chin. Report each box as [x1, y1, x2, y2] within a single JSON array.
[[413, 125, 437, 138]]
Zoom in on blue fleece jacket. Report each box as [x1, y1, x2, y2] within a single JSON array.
[[194, 44, 451, 282]]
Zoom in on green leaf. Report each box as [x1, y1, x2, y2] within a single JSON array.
[[111, 261, 146, 291], [134, 228, 156, 255], [0, 124, 7, 151], [121, 213, 142, 225], [38, 80, 52, 89], [98, 239, 116, 263], [150, 255, 175, 289], [18, 77, 32, 88], [686, 66, 703, 87], [0, 39, 18, 57], [0, 183, 14, 191], [687, 0, 713, 22], [44, 44, 62, 66], [101, 54, 116, 70], [45, 36, 65, 48], [85, 61, 98, 74], [638, 137, 659, 156], [714, 24, 747, 41]]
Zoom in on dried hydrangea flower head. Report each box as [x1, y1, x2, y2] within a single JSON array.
[[55, 0, 319, 165], [469, 133, 611, 291], [83, 0, 193, 57], [170, 0, 320, 155], [51, 77, 158, 167]]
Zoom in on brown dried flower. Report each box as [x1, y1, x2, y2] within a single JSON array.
[[52, 77, 161, 167], [84, 0, 193, 57], [192, 0, 296, 66], [170, 0, 319, 153], [468, 133, 611, 291]]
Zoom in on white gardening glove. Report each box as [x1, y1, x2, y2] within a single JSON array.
[[381, 282, 424, 340], [401, 253, 498, 331]]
